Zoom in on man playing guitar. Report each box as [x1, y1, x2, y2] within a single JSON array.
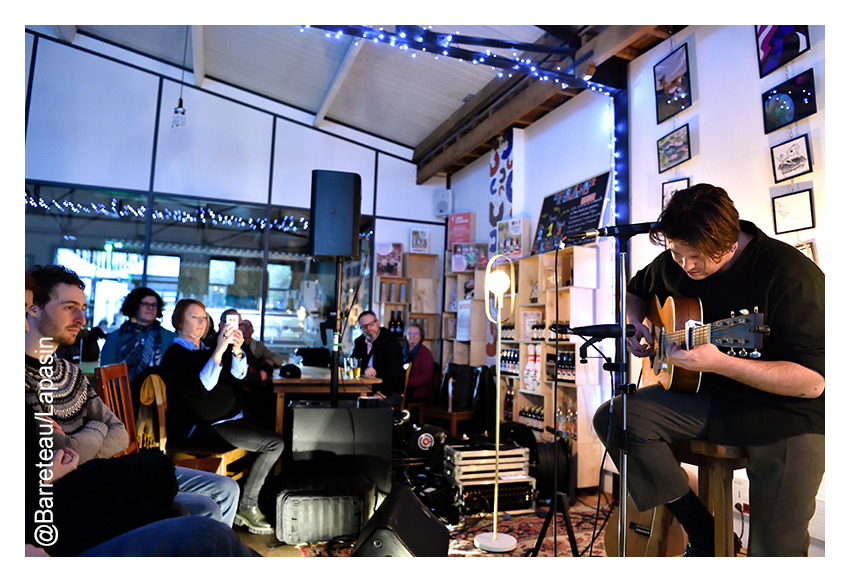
[[593, 184, 824, 556]]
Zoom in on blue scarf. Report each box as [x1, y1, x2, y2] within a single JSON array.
[[117, 321, 163, 380], [402, 342, 420, 366]]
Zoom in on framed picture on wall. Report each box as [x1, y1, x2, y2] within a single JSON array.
[[762, 68, 817, 134], [795, 240, 818, 265], [410, 227, 430, 253], [772, 189, 815, 234], [755, 26, 811, 78], [654, 43, 692, 124], [770, 134, 812, 183], [662, 177, 690, 208], [657, 124, 691, 173]]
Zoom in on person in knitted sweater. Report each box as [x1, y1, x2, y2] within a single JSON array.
[[25, 267, 129, 462]]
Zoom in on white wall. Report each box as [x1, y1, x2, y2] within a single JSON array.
[[24, 30, 447, 297], [627, 25, 826, 275]]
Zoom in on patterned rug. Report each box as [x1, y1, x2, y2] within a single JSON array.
[[299, 500, 612, 557]]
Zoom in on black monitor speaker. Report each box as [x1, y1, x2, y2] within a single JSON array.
[[308, 169, 362, 258], [351, 484, 449, 557]]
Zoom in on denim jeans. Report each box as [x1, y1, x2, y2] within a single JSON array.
[[78, 516, 260, 557], [174, 466, 241, 527], [205, 413, 285, 509]]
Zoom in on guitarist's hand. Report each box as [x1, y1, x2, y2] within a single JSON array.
[[626, 320, 656, 358], [666, 342, 725, 372]]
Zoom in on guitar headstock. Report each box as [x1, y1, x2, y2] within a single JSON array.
[[709, 309, 770, 357]]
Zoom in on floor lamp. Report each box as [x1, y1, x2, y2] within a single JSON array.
[[474, 254, 517, 553]]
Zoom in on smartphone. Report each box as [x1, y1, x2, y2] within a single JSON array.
[[226, 314, 239, 343]]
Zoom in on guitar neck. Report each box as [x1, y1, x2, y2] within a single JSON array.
[[661, 323, 713, 350]]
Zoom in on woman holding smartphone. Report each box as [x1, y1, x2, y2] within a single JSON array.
[[160, 299, 284, 536]]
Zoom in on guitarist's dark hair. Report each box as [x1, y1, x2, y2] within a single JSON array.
[[650, 183, 740, 260]]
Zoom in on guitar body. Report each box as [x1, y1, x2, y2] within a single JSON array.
[[642, 296, 704, 393], [603, 496, 687, 557]]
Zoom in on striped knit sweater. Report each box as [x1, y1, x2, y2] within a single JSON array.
[[25, 354, 129, 463]]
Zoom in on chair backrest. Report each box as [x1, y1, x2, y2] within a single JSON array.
[[94, 363, 139, 456], [146, 374, 169, 452]]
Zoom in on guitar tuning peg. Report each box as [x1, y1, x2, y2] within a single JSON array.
[[750, 349, 761, 358], [754, 307, 759, 313], [739, 309, 750, 315]]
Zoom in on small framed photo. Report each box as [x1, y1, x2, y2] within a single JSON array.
[[662, 177, 690, 208], [657, 124, 691, 173], [755, 26, 811, 78], [410, 227, 430, 253], [794, 239, 818, 265], [654, 43, 692, 124], [772, 189, 815, 234], [771, 134, 812, 183], [762, 68, 817, 134]]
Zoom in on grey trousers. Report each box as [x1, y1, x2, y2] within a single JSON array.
[[593, 384, 824, 557]]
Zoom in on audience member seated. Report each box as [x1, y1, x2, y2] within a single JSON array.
[[100, 287, 176, 387], [206, 310, 277, 429], [25, 266, 241, 528], [25, 406, 258, 557], [351, 310, 405, 407], [161, 298, 285, 535], [402, 322, 435, 404], [241, 318, 285, 370]]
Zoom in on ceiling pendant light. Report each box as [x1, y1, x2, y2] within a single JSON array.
[[172, 25, 189, 132]]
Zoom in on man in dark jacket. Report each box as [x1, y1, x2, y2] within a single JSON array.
[[351, 310, 405, 407]]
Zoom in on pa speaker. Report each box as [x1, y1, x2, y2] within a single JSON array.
[[308, 169, 361, 258], [351, 484, 449, 557]]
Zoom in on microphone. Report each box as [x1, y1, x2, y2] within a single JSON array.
[[564, 222, 657, 241], [549, 323, 636, 338]]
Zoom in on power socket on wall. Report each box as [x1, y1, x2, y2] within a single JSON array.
[[733, 476, 749, 513]]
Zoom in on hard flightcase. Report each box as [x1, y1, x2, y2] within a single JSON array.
[[274, 468, 377, 544]]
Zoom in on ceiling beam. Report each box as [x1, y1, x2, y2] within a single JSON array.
[[53, 25, 77, 43], [414, 26, 669, 182], [314, 38, 363, 127], [413, 32, 566, 165], [573, 25, 662, 80], [191, 25, 205, 87], [416, 76, 573, 184]]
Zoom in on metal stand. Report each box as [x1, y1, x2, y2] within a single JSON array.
[[327, 257, 344, 408], [526, 430, 580, 557], [611, 234, 637, 557]]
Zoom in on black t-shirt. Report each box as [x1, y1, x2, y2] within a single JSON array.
[[628, 220, 825, 444]]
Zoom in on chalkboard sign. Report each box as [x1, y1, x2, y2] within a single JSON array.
[[532, 171, 610, 255]]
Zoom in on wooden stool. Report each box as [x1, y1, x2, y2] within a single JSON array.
[[417, 405, 474, 436], [653, 439, 748, 556]]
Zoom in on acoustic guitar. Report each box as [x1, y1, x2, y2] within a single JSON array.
[[603, 496, 687, 557], [641, 296, 770, 393]]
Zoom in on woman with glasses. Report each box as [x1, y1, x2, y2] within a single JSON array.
[[101, 287, 176, 383], [402, 322, 435, 405]]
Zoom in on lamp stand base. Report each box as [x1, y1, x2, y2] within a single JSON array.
[[474, 532, 517, 553]]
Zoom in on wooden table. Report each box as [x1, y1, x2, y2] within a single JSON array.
[[273, 366, 381, 434]]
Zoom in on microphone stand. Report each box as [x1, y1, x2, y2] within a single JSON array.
[[610, 233, 638, 557], [562, 229, 641, 557]]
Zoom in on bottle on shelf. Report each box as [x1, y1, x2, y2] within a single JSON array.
[[504, 386, 514, 421], [566, 397, 577, 438]]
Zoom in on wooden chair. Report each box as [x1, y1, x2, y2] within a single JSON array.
[[94, 363, 139, 456], [147, 373, 250, 481]]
